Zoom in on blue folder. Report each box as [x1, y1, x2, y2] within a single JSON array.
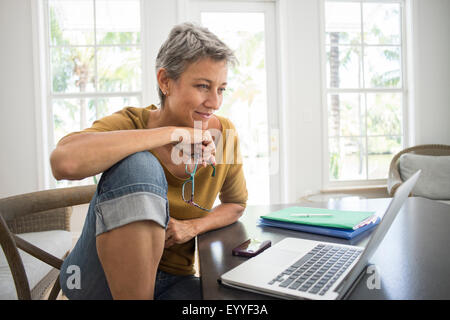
[[258, 217, 380, 240]]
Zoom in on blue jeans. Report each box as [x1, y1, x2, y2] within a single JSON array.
[[59, 151, 201, 300]]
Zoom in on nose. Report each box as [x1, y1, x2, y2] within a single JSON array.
[[204, 90, 221, 110]]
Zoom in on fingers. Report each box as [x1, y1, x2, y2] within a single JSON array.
[[201, 145, 216, 167], [202, 130, 213, 144], [171, 127, 217, 166], [185, 142, 216, 166], [164, 219, 196, 248], [165, 220, 175, 248], [200, 131, 216, 166], [165, 236, 174, 249], [165, 219, 184, 248]]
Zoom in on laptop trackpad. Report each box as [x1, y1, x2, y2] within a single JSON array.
[[253, 248, 299, 267], [251, 238, 315, 267]]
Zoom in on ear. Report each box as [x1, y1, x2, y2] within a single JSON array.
[[156, 68, 170, 94]]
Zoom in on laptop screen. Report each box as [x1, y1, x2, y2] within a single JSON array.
[[334, 170, 421, 297]]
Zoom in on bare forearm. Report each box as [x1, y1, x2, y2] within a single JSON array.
[[50, 127, 174, 180], [191, 203, 245, 236], [164, 203, 245, 248]]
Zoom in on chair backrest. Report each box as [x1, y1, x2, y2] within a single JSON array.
[[387, 144, 450, 196], [0, 185, 96, 299], [7, 207, 72, 234]]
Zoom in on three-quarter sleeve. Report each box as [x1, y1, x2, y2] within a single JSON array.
[[57, 106, 147, 144], [218, 120, 248, 208]]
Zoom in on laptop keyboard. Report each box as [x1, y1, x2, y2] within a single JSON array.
[[268, 244, 362, 296]]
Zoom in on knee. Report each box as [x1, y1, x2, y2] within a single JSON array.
[[100, 151, 167, 193], [123, 151, 166, 181]]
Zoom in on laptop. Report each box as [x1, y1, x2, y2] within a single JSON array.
[[219, 170, 421, 300]]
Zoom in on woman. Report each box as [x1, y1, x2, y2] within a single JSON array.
[[51, 23, 248, 300]]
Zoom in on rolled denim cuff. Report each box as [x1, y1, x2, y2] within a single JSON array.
[[95, 191, 169, 236]]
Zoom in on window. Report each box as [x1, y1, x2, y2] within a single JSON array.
[[46, 0, 143, 187], [323, 0, 406, 183]]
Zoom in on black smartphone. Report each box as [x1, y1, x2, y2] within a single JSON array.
[[232, 238, 271, 257]]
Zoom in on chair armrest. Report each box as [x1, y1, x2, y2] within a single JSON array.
[[387, 178, 402, 197], [387, 157, 403, 197]]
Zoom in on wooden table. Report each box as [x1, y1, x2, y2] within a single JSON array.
[[197, 197, 450, 299]]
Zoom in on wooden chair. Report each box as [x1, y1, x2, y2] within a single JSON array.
[[0, 185, 96, 300], [387, 144, 450, 197]]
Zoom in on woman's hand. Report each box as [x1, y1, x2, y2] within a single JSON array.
[[164, 204, 245, 249], [169, 126, 216, 168], [164, 217, 197, 248]]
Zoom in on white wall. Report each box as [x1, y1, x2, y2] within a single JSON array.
[[0, 0, 39, 198], [142, 0, 178, 106], [409, 0, 450, 145], [277, 0, 323, 202], [0, 0, 449, 201]]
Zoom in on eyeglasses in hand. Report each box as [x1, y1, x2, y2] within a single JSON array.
[[181, 162, 216, 211]]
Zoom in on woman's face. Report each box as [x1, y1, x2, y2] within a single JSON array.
[[162, 58, 228, 128]]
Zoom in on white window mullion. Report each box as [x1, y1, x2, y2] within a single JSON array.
[[52, 91, 142, 99], [44, 0, 57, 189], [360, 1, 369, 180], [400, 0, 409, 147], [49, 44, 142, 49], [140, 0, 151, 106], [93, 0, 98, 93], [326, 88, 403, 94]]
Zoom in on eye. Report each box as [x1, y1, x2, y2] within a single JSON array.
[[218, 87, 226, 94], [196, 84, 209, 90]]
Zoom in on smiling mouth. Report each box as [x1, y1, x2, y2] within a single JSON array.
[[195, 111, 213, 119]]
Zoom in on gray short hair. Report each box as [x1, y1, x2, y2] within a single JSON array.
[[155, 22, 237, 107]]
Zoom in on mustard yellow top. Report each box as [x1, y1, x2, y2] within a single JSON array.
[[62, 105, 248, 275]]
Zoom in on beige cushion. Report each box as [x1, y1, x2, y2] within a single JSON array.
[[399, 154, 450, 200], [0, 230, 71, 300]]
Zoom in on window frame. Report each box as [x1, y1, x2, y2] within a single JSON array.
[[319, 0, 409, 189]]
